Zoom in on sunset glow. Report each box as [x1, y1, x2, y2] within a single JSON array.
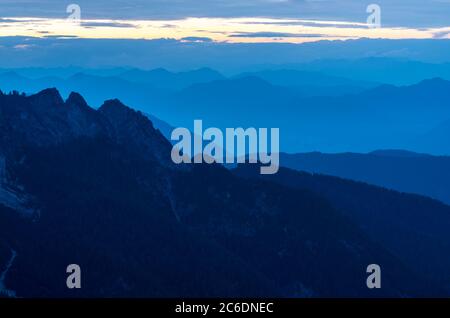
[[1, 16, 449, 44]]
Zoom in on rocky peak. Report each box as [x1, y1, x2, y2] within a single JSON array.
[[65, 92, 89, 109], [99, 99, 158, 132], [0, 89, 174, 167], [28, 88, 64, 108], [99, 98, 173, 165]]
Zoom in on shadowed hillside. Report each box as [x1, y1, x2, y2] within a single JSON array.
[[0, 89, 448, 297]]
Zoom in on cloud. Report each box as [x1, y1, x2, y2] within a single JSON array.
[[81, 21, 136, 28], [229, 32, 327, 38], [13, 44, 35, 50], [240, 20, 369, 29], [0, 18, 24, 23], [433, 30, 450, 39], [180, 37, 213, 42], [43, 35, 80, 39]]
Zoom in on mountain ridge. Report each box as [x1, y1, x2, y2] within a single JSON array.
[[280, 150, 450, 205], [0, 88, 448, 297]]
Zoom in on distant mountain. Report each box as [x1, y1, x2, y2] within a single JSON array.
[[0, 66, 132, 79], [0, 71, 167, 109], [0, 67, 225, 105], [280, 150, 450, 205], [145, 113, 175, 141], [177, 76, 294, 103], [0, 72, 31, 91], [415, 118, 450, 154], [0, 67, 225, 92], [0, 66, 378, 98], [235, 69, 377, 87], [2, 70, 450, 155], [157, 76, 299, 127], [0, 88, 448, 297], [280, 58, 450, 85], [363, 77, 450, 101], [234, 69, 379, 96], [368, 149, 430, 158], [162, 77, 450, 154], [118, 67, 225, 90]]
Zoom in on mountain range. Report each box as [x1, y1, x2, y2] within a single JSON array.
[[264, 58, 450, 85], [165, 77, 450, 154], [280, 150, 450, 205], [1, 88, 450, 297], [1, 65, 450, 154], [236, 164, 450, 291]]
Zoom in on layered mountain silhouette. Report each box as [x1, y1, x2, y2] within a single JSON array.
[[233, 69, 379, 96], [1, 67, 450, 154], [416, 118, 450, 154], [283, 58, 450, 85], [166, 77, 450, 154], [280, 151, 450, 205], [118, 67, 225, 90], [0, 88, 450, 297]]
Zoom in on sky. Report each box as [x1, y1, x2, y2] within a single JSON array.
[[0, 0, 449, 43], [0, 1, 449, 70]]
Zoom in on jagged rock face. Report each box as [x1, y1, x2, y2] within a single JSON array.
[[0, 154, 33, 214], [0, 89, 101, 149], [0, 89, 172, 164], [0, 88, 174, 217], [98, 99, 173, 165]]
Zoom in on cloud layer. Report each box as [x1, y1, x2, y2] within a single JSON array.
[[1, 16, 449, 44]]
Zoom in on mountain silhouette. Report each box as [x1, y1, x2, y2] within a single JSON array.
[[165, 77, 450, 153], [0, 88, 448, 297], [2, 69, 450, 155], [415, 118, 450, 154], [235, 164, 450, 290], [280, 151, 450, 205], [233, 69, 379, 96], [290, 58, 450, 85], [118, 67, 225, 90]]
